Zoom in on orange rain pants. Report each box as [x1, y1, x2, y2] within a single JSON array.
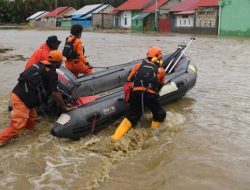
[[0, 93, 38, 145], [65, 61, 92, 77]]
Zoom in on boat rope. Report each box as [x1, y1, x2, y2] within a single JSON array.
[[90, 113, 97, 139]]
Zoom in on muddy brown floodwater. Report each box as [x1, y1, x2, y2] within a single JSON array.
[[0, 29, 250, 190]]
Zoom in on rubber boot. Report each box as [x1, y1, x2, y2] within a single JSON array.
[[151, 121, 161, 128], [111, 118, 132, 141]]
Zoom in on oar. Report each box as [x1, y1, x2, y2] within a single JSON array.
[[163, 44, 186, 71], [167, 38, 195, 74]]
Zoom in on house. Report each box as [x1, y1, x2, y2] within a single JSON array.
[[157, 0, 181, 32], [194, 0, 219, 34], [57, 7, 76, 27], [41, 7, 75, 26], [131, 0, 168, 32], [219, 0, 250, 36], [170, 0, 219, 34], [170, 0, 199, 33], [61, 9, 77, 28], [92, 4, 115, 29], [26, 11, 48, 26], [132, 0, 180, 33], [71, 4, 104, 28], [113, 0, 153, 29]]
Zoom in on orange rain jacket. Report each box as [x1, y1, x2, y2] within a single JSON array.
[[25, 43, 51, 70], [65, 35, 92, 77], [127, 60, 166, 94]]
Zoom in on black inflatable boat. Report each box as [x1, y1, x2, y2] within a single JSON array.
[[51, 53, 197, 140]]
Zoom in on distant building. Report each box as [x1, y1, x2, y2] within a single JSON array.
[[71, 4, 104, 28], [131, 0, 169, 32], [113, 0, 152, 29], [113, 0, 179, 32], [41, 7, 75, 27], [92, 5, 115, 29], [132, 0, 180, 33], [26, 11, 48, 26], [219, 0, 250, 36], [170, 0, 219, 35]]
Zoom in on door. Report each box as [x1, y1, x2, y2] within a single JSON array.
[[159, 18, 171, 33]]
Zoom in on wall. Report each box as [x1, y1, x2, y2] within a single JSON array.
[[159, 0, 180, 18], [195, 7, 218, 34], [176, 14, 194, 27], [131, 11, 143, 32], [61, 21, 71, 28], [100, 5, 115, 13], [92, 13, 114, 29], [120, 11, 132, 28], [33, 21, 56, 28], [220, 0, 250, 36]]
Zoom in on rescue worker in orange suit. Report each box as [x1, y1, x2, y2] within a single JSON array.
[[64, 24, 93, 77], [0, 50, 73, 145], [25, 35, 61, 70], [112, 47, 167, 141]]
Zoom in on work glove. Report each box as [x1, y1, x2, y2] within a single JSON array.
[[63, 105, 77, 112]]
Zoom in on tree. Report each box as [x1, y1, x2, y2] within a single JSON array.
[[0, 0, 127, 23]]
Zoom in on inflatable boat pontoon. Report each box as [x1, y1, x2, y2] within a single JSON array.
[[51, 53, 197, 140]]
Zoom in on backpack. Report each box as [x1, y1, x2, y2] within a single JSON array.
[[62, 37, 77, 60], [132, 60, 160, 92], [18, 63, 48, 103]]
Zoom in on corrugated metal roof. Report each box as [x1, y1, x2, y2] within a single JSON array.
[[195, 0, 219, 7], [72, 4, 103, 18], [79, 4, 110, 20], [132, 13, 150, 20], [170, 0, 219, 12], [115, 0, 152, 11], [142, 0, 168, 13], [170, 0, 199, 12], [45, 7, 69, 17], [63, 9, 77, 17], [110, 10, 119, 15], [26, 11, 48, 20], [174, 10, 195, 15], [57, 7, 75, 17]]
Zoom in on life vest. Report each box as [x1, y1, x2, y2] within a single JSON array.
[[131, 60, 160, 93], [62, 37, 77, 60], [18, 62, 50, 103]]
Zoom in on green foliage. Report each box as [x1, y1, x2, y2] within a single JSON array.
[[0, 0, 126, 23]]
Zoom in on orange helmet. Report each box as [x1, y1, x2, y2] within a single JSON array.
[[48, 50, 67, 62], [146, 47, 163, 59]]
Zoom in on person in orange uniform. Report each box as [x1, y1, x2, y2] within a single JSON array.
[[25, 35, 61, 69], [112, 47, 167, 141], [64, 24, 92, 77], [0, 50, 73, 146]]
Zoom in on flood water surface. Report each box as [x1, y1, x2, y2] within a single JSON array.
[[0, 30, 250, 190]]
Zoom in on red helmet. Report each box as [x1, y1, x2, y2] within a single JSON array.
[[146, 47, 163, 59]]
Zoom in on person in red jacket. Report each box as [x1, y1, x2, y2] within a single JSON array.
[[0, 50, 73, 146], [25, 35, 61, 70], [64, 24, 92, 77], [111, 47, 167, 141]]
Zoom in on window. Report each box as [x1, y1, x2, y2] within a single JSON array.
[[115, 16, 119, 26], [124, 13, 127, 26]]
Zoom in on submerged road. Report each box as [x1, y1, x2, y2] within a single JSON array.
[[0, 29, 250, 190]]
